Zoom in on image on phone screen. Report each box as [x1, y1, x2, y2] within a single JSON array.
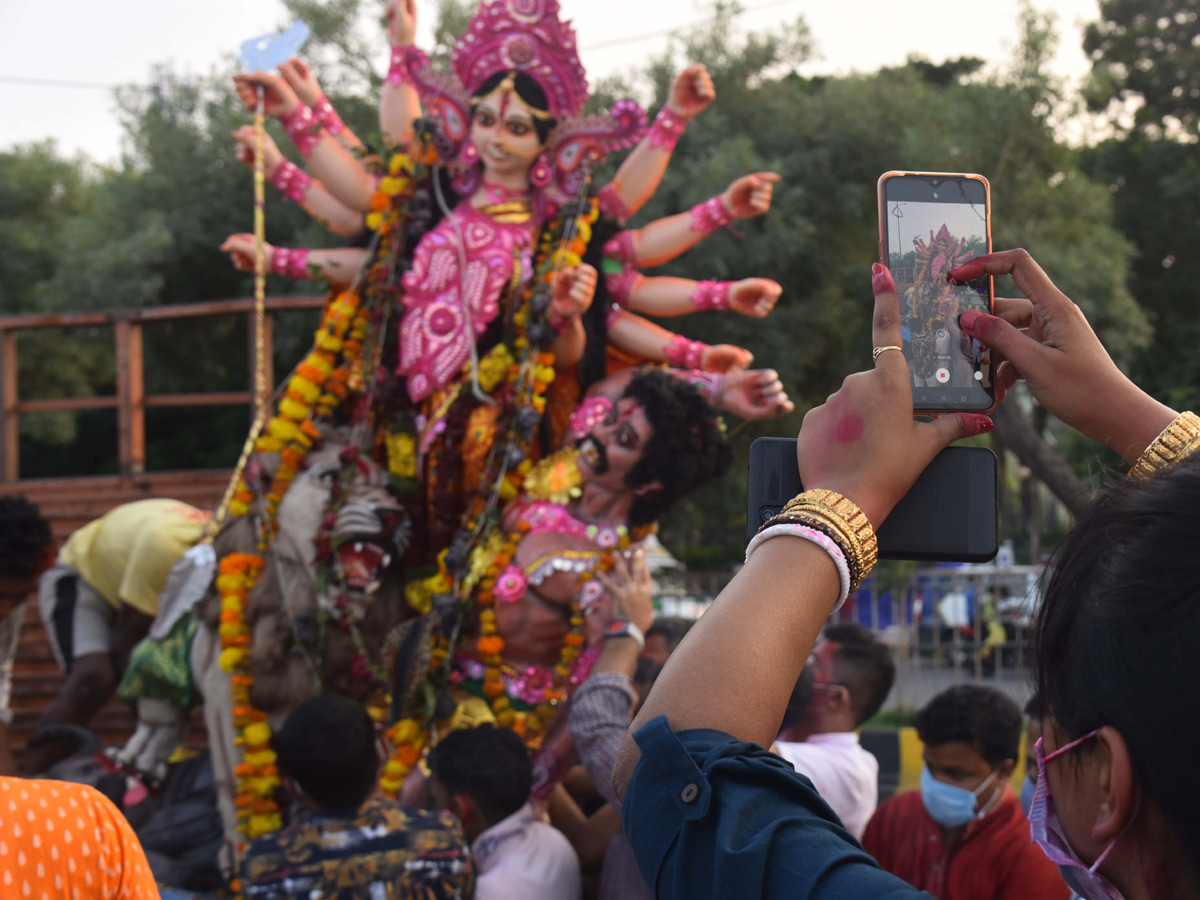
[[881, 174, 994, 411]]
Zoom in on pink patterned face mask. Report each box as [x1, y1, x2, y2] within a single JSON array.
[[1028, 730, 1130, 900]]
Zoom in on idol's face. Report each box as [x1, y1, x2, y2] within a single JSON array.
[[576, 398, 655, 496], [471, 96, 544, 182]]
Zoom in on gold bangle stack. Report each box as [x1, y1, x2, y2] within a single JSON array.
[[1128, 411, 1200, 480], [759, 489, 878, 594]]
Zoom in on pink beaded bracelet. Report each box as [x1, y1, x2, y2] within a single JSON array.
[[386, 45, 426, 87], [663, 334, 706, 370], [596, 183, 632, 224], [309, 94, 346, 136], [690, 195, 733, 236], [278, 105, 321, 158], [745, 523, 851, 609], [690, 280, 732, 311], [681, 370, 722, 404], [647, 107, 688, 151], [269, 160, 313, 204], [269, 247, 312, 281]]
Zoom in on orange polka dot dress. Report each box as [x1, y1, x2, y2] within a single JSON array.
[[0, 776, 159, 900]]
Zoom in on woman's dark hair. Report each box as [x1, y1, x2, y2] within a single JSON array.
[[0, 495, 53, 578], [1036, 455, 1200, 876], [471, 71, 556, 144], [915, 684, 1021, 767], [273, 695, 379, 811], [428, 724, 531, 826], [620, 370, 734, 527]]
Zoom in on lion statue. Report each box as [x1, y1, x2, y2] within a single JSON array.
[[115, 435, 411, 859]]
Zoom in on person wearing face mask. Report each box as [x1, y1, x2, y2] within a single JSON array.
[[861, 685, 1068, 900], [1022, 694, 1044, 818], [609, 248, 1200, 900]]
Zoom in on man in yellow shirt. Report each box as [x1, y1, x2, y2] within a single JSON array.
[[34, 498, 210, 770]]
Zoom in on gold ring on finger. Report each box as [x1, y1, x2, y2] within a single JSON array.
[[872, 345, 903, 362]]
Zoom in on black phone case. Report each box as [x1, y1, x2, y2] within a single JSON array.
[[746, 438, 998, 562]]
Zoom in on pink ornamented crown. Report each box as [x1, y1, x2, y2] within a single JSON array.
[[451, 0, 589, 119]]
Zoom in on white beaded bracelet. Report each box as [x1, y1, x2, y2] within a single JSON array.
[[745, 523, 851, 612]]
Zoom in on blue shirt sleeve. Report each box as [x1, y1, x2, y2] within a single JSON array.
[[622, 715, 932, 900]]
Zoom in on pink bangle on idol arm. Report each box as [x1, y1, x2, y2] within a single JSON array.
[[269, 247, 312, 281], [647, 106, 688, 151], [269, 160, 313, 204], [387, 45, 425, 87], [690, 195, 733, 236], [596, 183, 632, 224], [278, 105, 320, 158], [690, 280, 732, 311], [309, 93, 346, 136], [663, 335, 707, 370], [681, 369, 722, 404]]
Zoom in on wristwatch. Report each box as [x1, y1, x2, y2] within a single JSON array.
[[604, 619, 645, 651]]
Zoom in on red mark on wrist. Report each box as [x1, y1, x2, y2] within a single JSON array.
[[834, 414, 865, 443], [871, 263, 895, 295], [947, 256, 988, 285]]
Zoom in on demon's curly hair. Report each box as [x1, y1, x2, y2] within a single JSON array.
[[622, 370, 733, 527], [0, 495, 54, 578]]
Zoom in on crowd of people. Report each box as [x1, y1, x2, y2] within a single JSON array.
[[0, 483, 1108, 900]]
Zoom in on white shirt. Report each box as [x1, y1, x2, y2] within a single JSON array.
[[774, 732, 879, 839], [472, 802, 582, 900]]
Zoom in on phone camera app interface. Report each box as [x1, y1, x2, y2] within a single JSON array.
[[886, 178, 993, 407]]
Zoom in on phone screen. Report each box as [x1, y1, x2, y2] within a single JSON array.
[[881, 174, 994, 411]]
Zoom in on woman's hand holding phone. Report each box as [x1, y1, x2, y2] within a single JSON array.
[[796, 264, 993, 529], [951, 249, 1177, 464]]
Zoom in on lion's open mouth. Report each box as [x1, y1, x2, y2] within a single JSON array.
[[336, 539, 393, 594]]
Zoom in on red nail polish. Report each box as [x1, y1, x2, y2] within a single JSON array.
[[948, 257, 987, 285], [959, 414, 994, 436], [871, 263, 895, 295]]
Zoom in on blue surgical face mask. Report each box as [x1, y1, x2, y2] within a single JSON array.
[[1020, 773, 1037, 817], [920, 765, 999, 828]]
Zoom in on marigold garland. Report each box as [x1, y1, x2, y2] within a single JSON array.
[[382, 191, 604, 790], [228, 290, 368, 532], [216, 553, 283, 840]]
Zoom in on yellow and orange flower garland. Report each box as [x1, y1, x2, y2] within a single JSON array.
[[216, 292, 370, 837], [215, 553, 283, 841], [228, 290, 368, 538], [470, 524, 595, 741]]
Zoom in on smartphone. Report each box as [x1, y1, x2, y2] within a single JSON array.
[[878, 171, 995, 413], [746, 438, 998, 562]]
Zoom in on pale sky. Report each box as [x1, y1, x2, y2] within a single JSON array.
[[1, 0, 1102, 164]]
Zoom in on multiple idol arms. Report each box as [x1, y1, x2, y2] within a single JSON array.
[[220, 0, 783, 376]]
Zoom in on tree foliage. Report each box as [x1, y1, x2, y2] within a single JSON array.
[[1084, 0, 1200, 137]]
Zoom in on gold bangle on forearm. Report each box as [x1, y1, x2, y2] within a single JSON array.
[[1128, 411, 1200, 480], [776, 489, 878, 591]]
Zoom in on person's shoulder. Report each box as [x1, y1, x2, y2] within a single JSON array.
[[7, 775, 112, 813], [376, 798, 465, 837], [528, 818, 581, 859]]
